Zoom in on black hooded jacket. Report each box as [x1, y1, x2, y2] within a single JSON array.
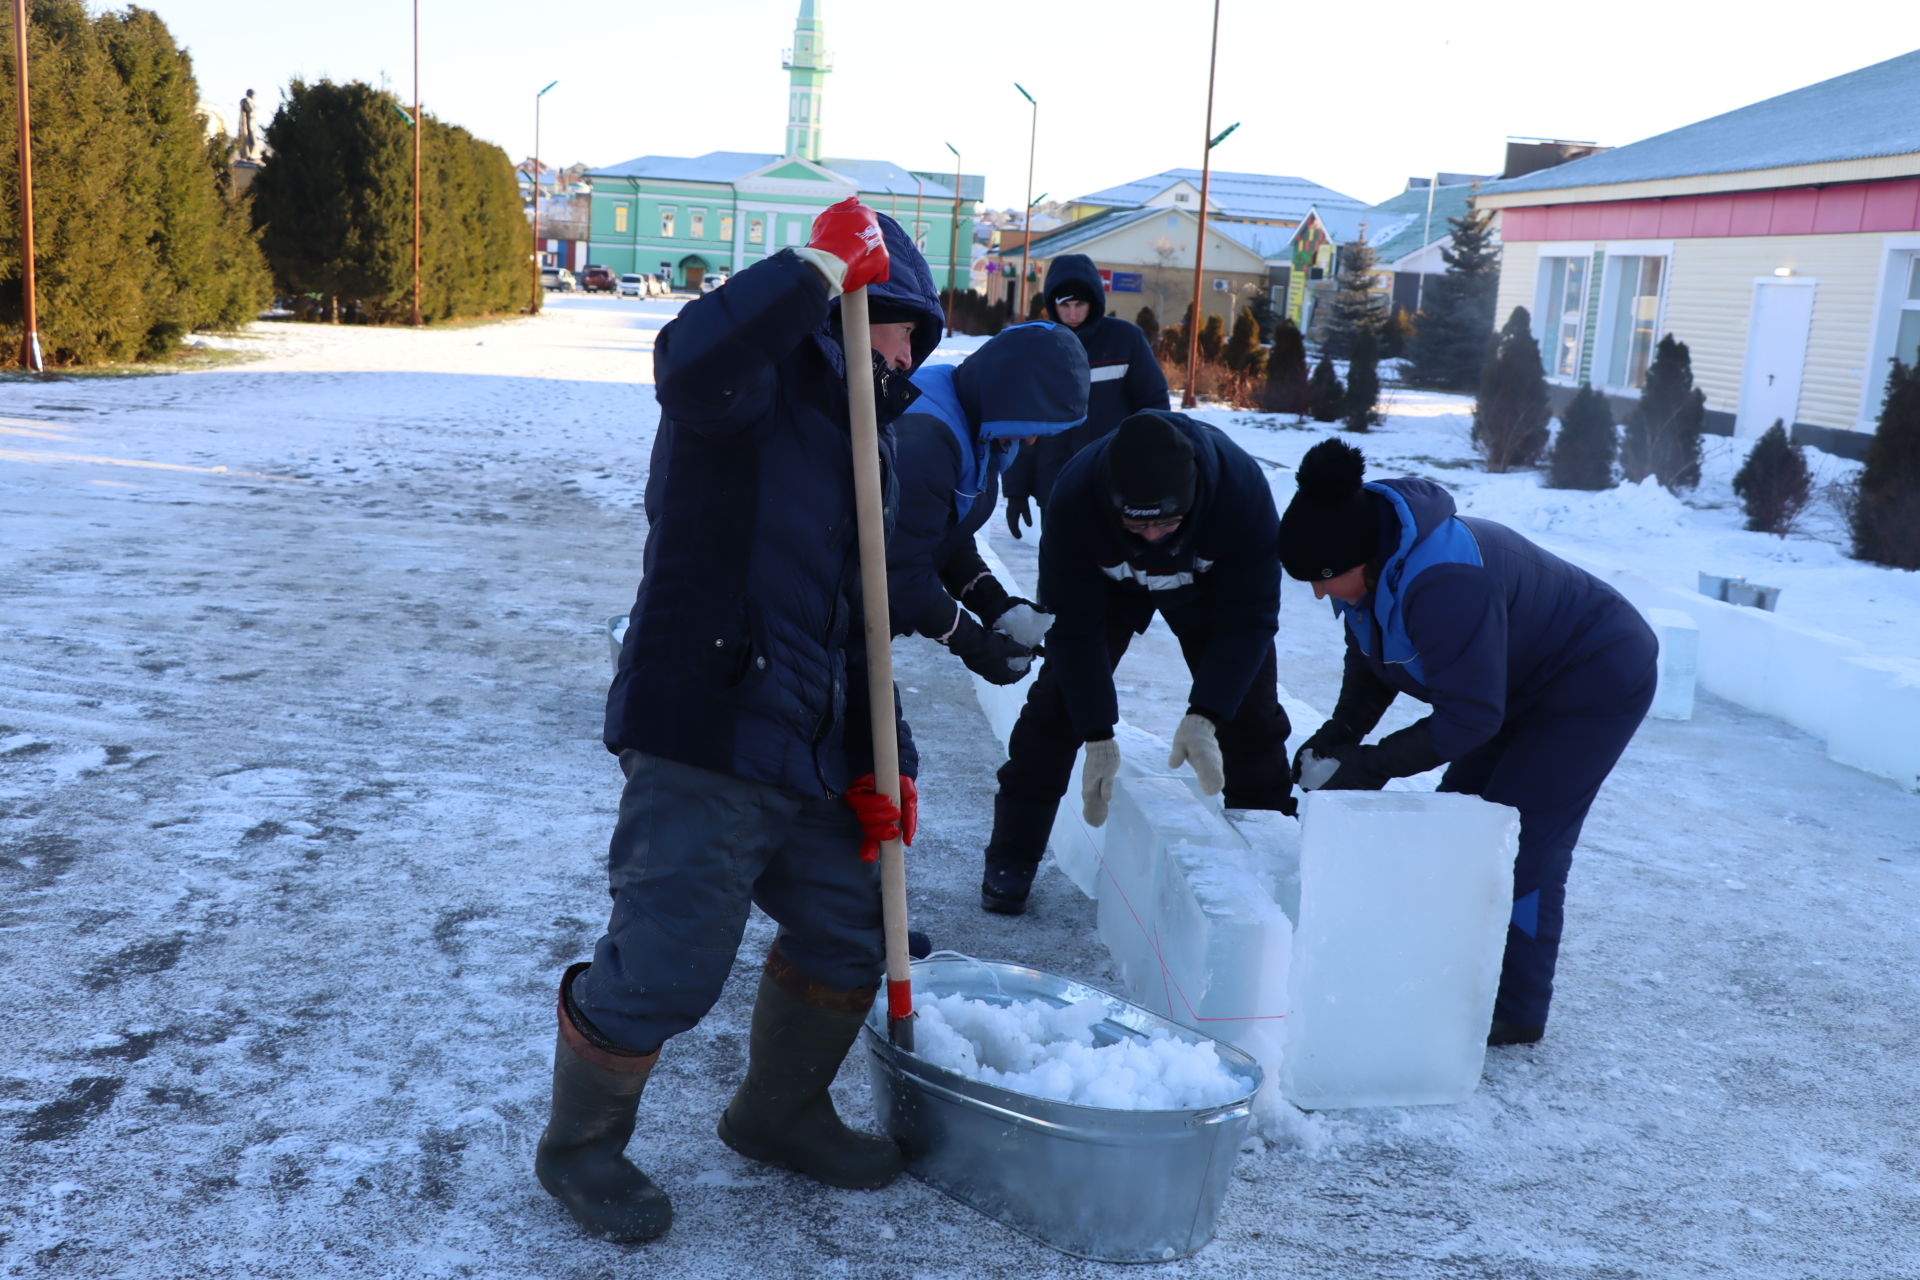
[[1001, 254, 1170, 510]]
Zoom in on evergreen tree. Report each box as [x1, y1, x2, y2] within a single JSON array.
[[1732, 421, 1813, 535], [1403, 207, 1500, 391], [1223, 305, 1260, 373], [1246, 289, 1278, 343], [1547, 384, 1617, 489], [1197, 313, 1226, 364], [1307, 354, 1345, 422], [1378, 304, 1412, 360], [1262, 316, 1310, 416], [1342, 326, 1381, 431], [1314, 237, 1385, 360], [1851, 358, 1920, 569], [1621, 334, 1706, 489], [1134, 306, 1158, 348], [1472, 306, 1551, 472]]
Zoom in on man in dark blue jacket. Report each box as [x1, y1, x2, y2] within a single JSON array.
[[980, 410, 1296, 914], [536, 200, 947, 1243], [1279, 438, 1657, 1048], [888, 322, 1090, 681], [1001, 254, 1169, 535]]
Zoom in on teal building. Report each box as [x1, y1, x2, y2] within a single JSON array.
[[586, 1, 980, 293]]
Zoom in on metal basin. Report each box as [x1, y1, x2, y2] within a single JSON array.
[[862, 957, 1262, 1263]]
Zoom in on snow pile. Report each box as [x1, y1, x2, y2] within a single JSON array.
[[909, 992, 1247, 1110]]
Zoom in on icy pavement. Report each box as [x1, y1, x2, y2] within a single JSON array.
[[2, 296, 1917, 1279]]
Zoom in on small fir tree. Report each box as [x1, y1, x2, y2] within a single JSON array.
[[1851, 358, 1920, 569], [1315, 237, 1385, 360], [1378, 305, 1412, 360], [1224, 305, 1260, 373], [1134, 306, 1158, 348], [1197, 313, 1226, 364], [1307, 355, 1345, 422], [1342, 327, 1381, 431], [1732, 421, 1813, 535], [1472, 307, 1552, 472], [1262, 316, 1310, 416], [1403, 207, 1500, 391], [1621, 334, 1706, 490], [1547, 383, 1618, 490]]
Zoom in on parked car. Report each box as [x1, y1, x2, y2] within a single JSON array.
[[700, 272, 730, 293], [580, 264, 616, 294], [540, 266, 577, 293], [617, 273, 648, 298]]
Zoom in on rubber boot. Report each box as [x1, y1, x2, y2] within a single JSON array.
[[980, 793, 1057, 915], [716, 947, 902, 1190], [534, 963, 674, 1242]]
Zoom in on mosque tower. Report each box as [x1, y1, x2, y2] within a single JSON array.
[[782, 0, 831, 161]]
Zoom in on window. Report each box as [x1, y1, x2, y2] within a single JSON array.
[[1897, 256, 1920, 370], [1602, 255, 1666, 389], [691, 209, 705, 239], [1174, 192, 1192, 204], [1539, 255, 1590, 380], [749, 217, 764, 244], [914, 221, 928, 251], [613, 204, 629, 233], [659, 206, 676, 238], [785, 221, 803, 246], [720, 214, 733, 241]]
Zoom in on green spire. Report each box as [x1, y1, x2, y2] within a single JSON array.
[[782, 0, 830, 160]]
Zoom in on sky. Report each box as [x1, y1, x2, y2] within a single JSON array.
[[120, 0, 1918, 207]]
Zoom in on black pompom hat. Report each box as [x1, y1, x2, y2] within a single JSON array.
[[1279, 438, 1380, 581], [1106, 412, 1196, 520]]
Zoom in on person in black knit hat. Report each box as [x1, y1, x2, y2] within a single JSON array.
[[1280, 437, 1657, 1047], [978, 409, 1296, 915]]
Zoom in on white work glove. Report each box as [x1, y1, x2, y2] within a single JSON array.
[[1080, 738, 1121, 827], [992, 601, 1053, 649], [1167, 713, 1225, 795], [1294, 749, 1341, 792]]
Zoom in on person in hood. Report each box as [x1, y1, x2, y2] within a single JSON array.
[[537, 199, 948, 1243], [979, 410, 1297, 914], [888, 322, 1091, 684], [1279, 438, 1657, 1048], [1000, 254, 1169, 537]]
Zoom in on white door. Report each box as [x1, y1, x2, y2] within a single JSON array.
[[1736, 281, 1816, 438]]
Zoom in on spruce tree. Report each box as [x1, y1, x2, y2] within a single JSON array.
[[1851, 359, 1920, 569], [1621, 334, 1706, 490], [1224, 305, 1259, 373], [1472, 307, 1551, 472], [1547, 383, 1617, 490], [1314, 237, 1385, 360], [1307, 354, 1345, 422], [1732, 421, 1813, 535], [1262, 316, 1310, 416], [1134, 306, 1158, 348], [1404, 207, 1500, 391], [1197, 313, 1226, 364], [1342, 326, 1381, 431]]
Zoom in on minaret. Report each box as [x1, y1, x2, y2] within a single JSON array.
[[782, 0, 830, 161]]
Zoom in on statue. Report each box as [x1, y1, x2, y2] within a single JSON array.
[[237, 89, 258, 163]]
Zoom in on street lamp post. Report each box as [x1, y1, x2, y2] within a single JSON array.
[[529, 79, 557, 315], [1181, 0, 1226, 409], [410, 0, 422, 326], [943, 141, 962, 335], [1014, 82, 1037, 319], [11, 0, 42, 371]]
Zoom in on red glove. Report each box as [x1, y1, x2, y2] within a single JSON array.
[[806, 197, 891, 293], [845, 773, 918, 863]]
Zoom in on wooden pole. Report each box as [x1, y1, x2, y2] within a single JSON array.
[[944, 145, 962, 336], [410, 0, 422, 326], [840, 285, 914, 1051], [12, 0, 41, 371]]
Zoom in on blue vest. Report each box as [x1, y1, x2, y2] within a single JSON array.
[[908, 364, 1013, 523], [1335, 482, 1483, 686]]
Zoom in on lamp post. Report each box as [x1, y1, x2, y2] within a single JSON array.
[[1180, 0, 1226, 410], [11, 0, 41, 371], [410, 0, 422, 326], [943, 141, 962, 335], [1014, 82, 1037, 319], [529, 79, 557, 314], [1414, 172, 1438, 315]]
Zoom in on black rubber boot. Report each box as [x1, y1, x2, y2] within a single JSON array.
[[535, 964, 673, 1242], [716, 949, 902, 1190], [979, 793, 1056, 915], [1487, 1020, 1546, 1047]]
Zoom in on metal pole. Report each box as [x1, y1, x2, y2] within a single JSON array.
[[944, 141, 961, 336], [1015, 83, 1036, 318], [913, 176, 923, 253], [11, 0, 40, 371], [410, 0, 422, 326], [1181, 0, 1222, 409], [1415, 172, 1437, 314], [530, 80, 555, 314]]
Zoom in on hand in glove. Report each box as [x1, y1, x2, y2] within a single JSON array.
[[1310, 743, 1390, 792], [845, 773, 918, 862], [795, 197, 890, 297], [1005, 492, 1033, 540], [1080, 738, 1121, 827], [943, 611, 1034, 686], [1290, 718, 1358, 786], [992, 598, 1053, 650], [1166, 712, 1225, 795]]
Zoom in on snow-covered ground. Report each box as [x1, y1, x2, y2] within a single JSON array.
[[2, 294, 1916, 1279]]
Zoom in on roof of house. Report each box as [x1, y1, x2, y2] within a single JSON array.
[[1366, 183, 1480, 263], [1071, 168, 1368, 222], [1486, 49, 1920, 196], [992, 207, 1164, 258], [588, 150, 959, 199]]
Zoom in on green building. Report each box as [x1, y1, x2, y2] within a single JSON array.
[[586, 0, 980, 293]]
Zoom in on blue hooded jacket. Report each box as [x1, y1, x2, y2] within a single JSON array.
[[1334, 477, 1657, 761], [604, 213, 948, 796], [887, 323, 1090, 638]]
